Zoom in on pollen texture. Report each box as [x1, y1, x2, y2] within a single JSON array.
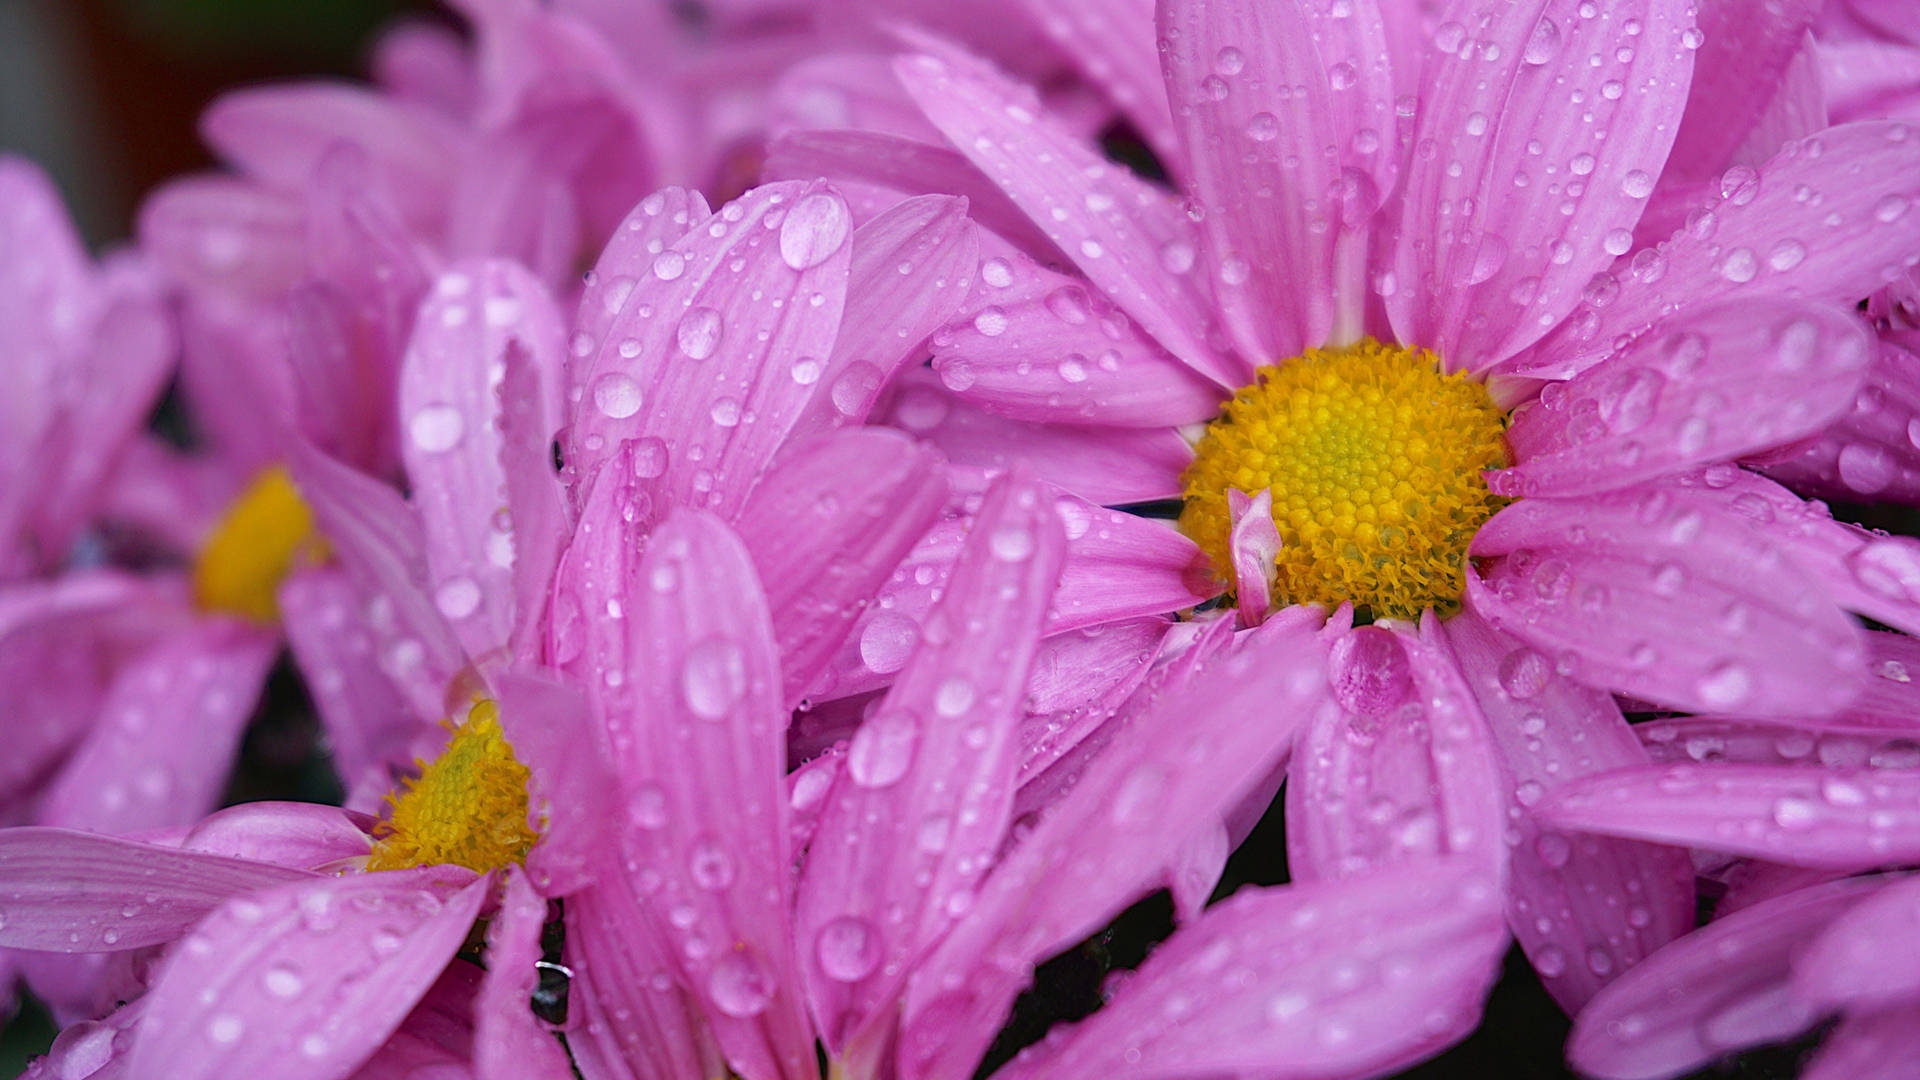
[[1178, 340, 1510, 621], [367, 700, 539, 874], [192, 465, 328, 622]]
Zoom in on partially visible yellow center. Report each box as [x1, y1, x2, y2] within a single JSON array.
[[366, 700, 540, 874], [1178, 339, 1510, 621], [192, 466, 328, 622]]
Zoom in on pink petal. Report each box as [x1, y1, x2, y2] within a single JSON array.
[[1161, 0, 1396, 357], [369, 19, 475, 119], [491, 672, 618, 898], [895, 51, 1241, 386], [39, 621, 278, 835], [1637, 716, 1920, 767], [931, 244, 1227, 427], [1015, 616, 1172, 785], [996, 860, 1507, 1080], [798, 468, 1066, 1052], [1795, 872, 1920, 1011], [128, 867, 484, 1080], [735, 429, 949, 708], [562, 865, 722, 1080], [563, 181, 852, 520], [288, 441, 464, 719], [496, 341, 572, 664], [770, 53, 947, 146], [1802, 1002, 1920, 1080], [1392, 0, 1697, 371], [896, 612, 1336, 1080], [136, 176, 307, 301], [1447, 606, 1694, 1012], [279, 567, 422, 786], [1568, 875, 1886, 1080], [1661, 467, 1920, 644], [200, 84, 462, 236], [602, 510, 815, 1080], [1759, 340, 1920, 504], [1012, 615, 1239, 819], [0, 571, 185, 803], [1016, 0, 1175, 161], [879, 368, 1191, 505], [820, 494, 1215, 703], [19, 273, 177, 562], [1663, 0, 1823, 184], [571, 186, 710, 389], [1539, 762, 1920, 868], [1500, 299, 1871, 497], [401, 260, 567, 659], [179, 802, 373, 869], [1226, 488, 1280, 626], [1521, 121, 1920, 380], [1288, 616, 1506, 883], [0, 829, 311, 952], [785, 193, 981, 445], [17, 995, 147, 1080], [1050, 495, 1220, 630], [762, 129, 1059, 258], [1468, 485, 1868, 717], [474, 868, 572, 1080]]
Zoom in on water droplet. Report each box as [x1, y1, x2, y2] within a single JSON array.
[[1696, 662, 1753, 708], [1534, 946, 1567, 978], [709, 397, 742, 428], [933, 677, 976, 718], [409, 404, 465, 453], [780, 193, 852, 270], [682, 638, 747, 720], [815, 916, 880, 981], [208, 1015, 244, 1045], [858, 613, 918, 674], [628, 783, 669, 829], [847, 712, 917, 787], [677, 308, 723, 359], [1328, 627, 1411, 715], [1498, 649, 1553, 700], [652, 251, 686, 280], [434, 577, 481, 620], [1246, 112, 1280, 142], [49, 1022, 114, 1080], [989, 526, 1035, 561], [264, 963, 305, 998], [708, 950, 774, 1017], [790, 357, 823, 385], [689, 839, 736, 889], [973, 307, 1009, 337], [593, 373, 644, 419], [1838, 443, 1895, 494], [1718, 248, 1757, 283], [1523, 18, 1561, 64]]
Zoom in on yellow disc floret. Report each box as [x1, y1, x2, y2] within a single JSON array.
[[1178, 339, 1510, 621], [366, 700, 540, 874], [192, 466, 328, 622]]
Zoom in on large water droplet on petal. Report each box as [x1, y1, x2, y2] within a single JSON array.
[[779, 193, 852, 271]]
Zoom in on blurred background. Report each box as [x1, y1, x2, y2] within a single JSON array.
[[1, 0, 430, 248]]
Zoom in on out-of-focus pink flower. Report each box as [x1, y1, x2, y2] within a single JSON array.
[[770, 0, 1920, 1017]]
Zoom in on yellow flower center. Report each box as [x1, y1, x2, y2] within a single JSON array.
[[192, 466, 328, 622], [366, 700, 540, 874], [1178, 339, 1510, 621]]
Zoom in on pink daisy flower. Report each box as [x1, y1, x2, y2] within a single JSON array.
[[766, 0, 1920, 1016]]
